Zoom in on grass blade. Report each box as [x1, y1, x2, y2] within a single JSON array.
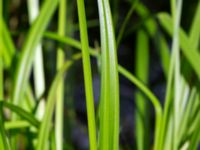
[[36, 53, 81, 150], [188, 109, 200, 150], [187, 96, 200, 136], [0, 0, 3, 102], [0, 58, 2, 101], [163, 116, 173, 150], [77, 0, 97, 149], [170, 0, 183, 149], [97, 0, 120, 149], [55, 0, 66, 149], [0, 0, 3, 77], [118, 66, 163, 149], [1, 19, 15, 68], [178, 88, 196, 143], [0, 101, 40, 128], [127, 2, 171, 78], [158, 13, 200, 78], [135, 3, 157, 37], [158, 35, 170, 78], [117, 0, 138, 47], [189, 1, 200, 49], [44, 32, 99, 56], [0, 0, 13, 67], [0, 104, 11, 150], [11, 0, 59, 110], [134, 29, 150, 150], [5, 121, 32, 130], [125, 2, 171, 78], [112, 0, 119, 26], [27, 0, 46, 120], [0, 2, 11, 148]]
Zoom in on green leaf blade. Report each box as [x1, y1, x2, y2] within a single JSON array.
[[158, 13, 200, 78], [97, 0, 120, 149], [77, 0, 97, 149], [135, 29, 150, 150], [0, 104, 11, 150], [36, 54, 81, 150], [55, 0, 66, 149], [11, 0, 59, 110], [189, 1, 200, 50]]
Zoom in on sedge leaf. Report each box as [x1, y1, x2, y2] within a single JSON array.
[[11, 0, 59, 110], [97, 0, 120, 149], [36, 54, 81, 150], [77, 0, 97, 149], [158, 13, 200, 78]]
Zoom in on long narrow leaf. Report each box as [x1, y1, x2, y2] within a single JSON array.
[[0, 0, 3, 101], [11, 0, 59, 110], [117, 0, 138, 46], [178, 88, 196, 143], [77, 0, 97, 149], [0, 58, 2, 101], [118, 66, 163, 150], [134, 29, 150, 150], [0, 104, 11, 150], [36, 54, 81, 150], [0, 101, 40, 128], [171, 0, 183, 149], [188, 109, 200, 150], [158, 35, 170, 78], [0, 2, 10, 148], [5, 121, 32, 130], [55, 0, 66, 149], [1, 19, 15, 68], [189, 1, 200, 49], [97, 0, 120, 149], [158, 13, 200, 78], [27, 0, 46, 120]]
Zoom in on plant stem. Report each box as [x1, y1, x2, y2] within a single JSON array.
[[77, 0, 97, 149], [36, 54, 81, 150], [56, 0, 66, 149], [97, 0, 120, 149], [0, 104, 11, 150], [0, 59, 2, 101], [0, 0, 3, 101], [117, 0, 138, 47], [27, 0, 46, 120], [171, 0, 183, 149], [134, 29, 150, 150]]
